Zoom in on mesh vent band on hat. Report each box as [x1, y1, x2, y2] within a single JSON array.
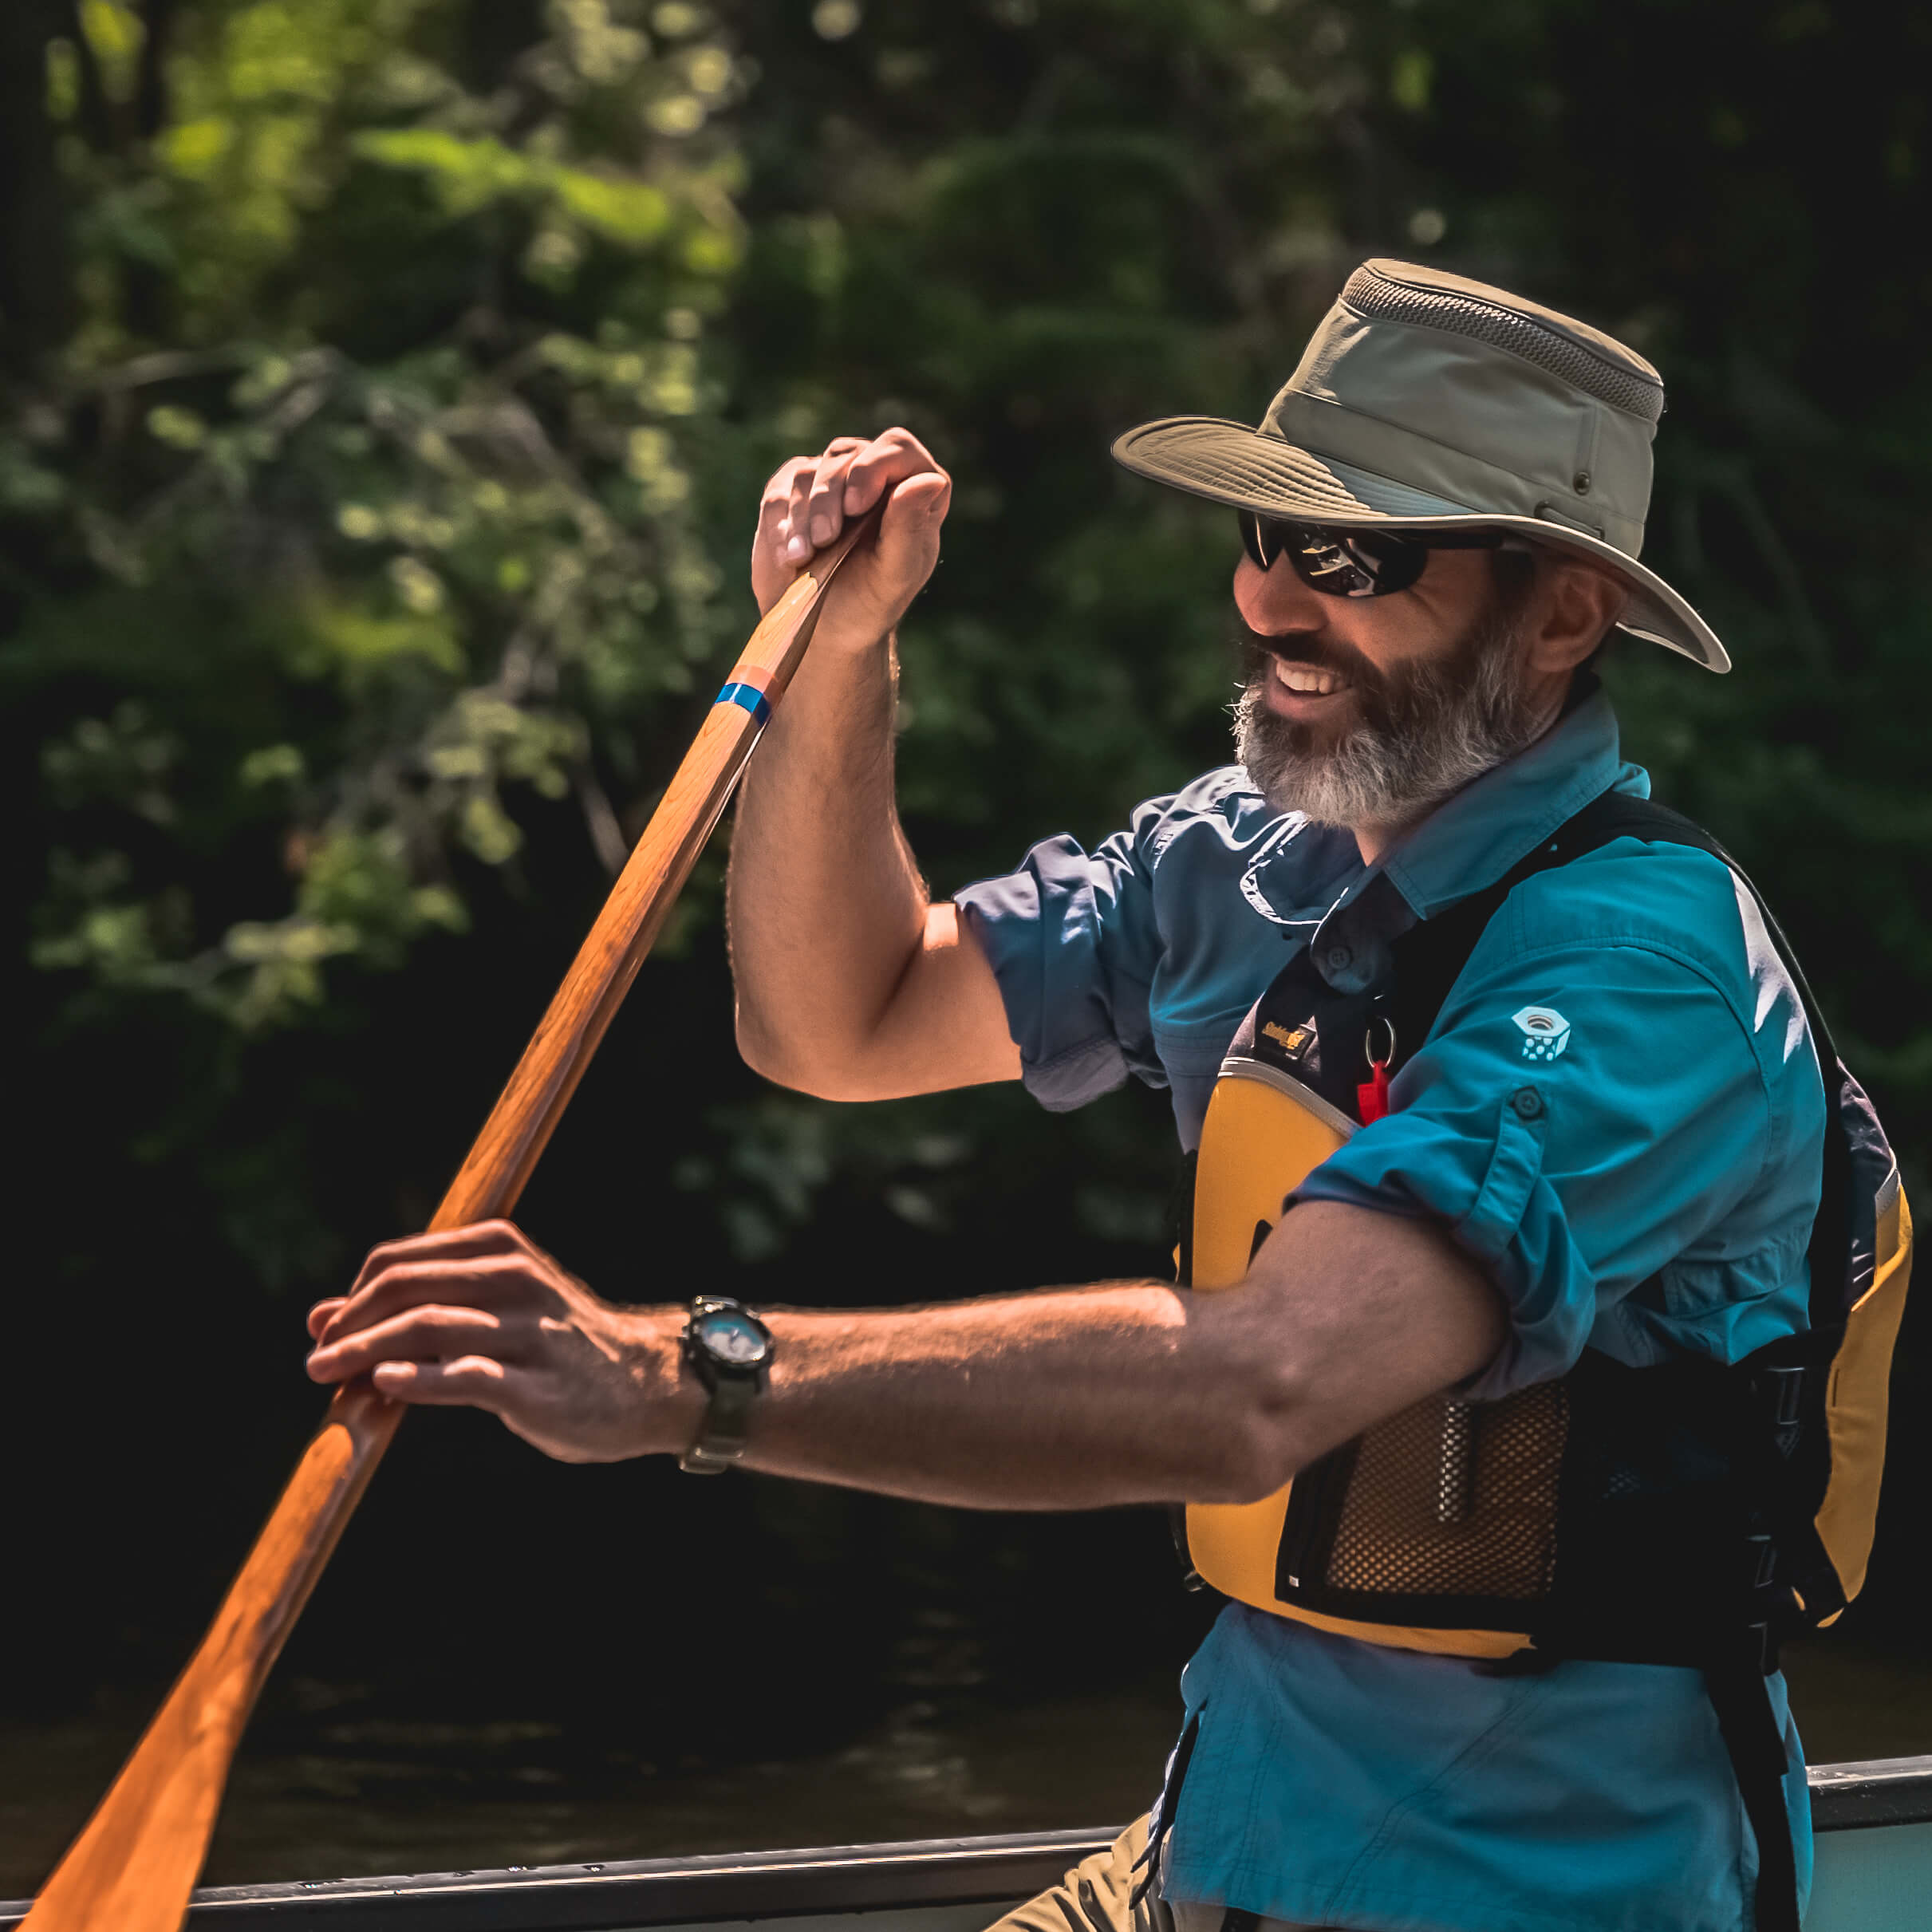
[[1343, 265, 1665, 424]]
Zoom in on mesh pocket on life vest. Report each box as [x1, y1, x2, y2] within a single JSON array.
[[1319, 1382, 1569, 1601]]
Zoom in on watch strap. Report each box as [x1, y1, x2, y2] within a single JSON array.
[[680, 1370, 759, 1475]]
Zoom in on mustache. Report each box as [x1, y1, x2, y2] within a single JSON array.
[[1232, 609, 1381, 689]]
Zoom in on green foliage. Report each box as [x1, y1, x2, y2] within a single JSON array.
[[9, 0, 746, 1032]]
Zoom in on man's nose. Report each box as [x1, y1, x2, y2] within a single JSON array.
[[1234, 554, 1328, 637]]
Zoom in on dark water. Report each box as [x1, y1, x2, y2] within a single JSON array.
[[6, 1642, 1932, 1900], [0, 1671, 1181, 1898]]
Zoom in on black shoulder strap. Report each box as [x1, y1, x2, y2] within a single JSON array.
[[1510, 792, 1843, 1070], [1391, 787, 1849, 1337], [1381, 793, 1731, 1070]]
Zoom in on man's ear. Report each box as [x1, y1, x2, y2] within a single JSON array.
[[1528, 557, 1628, 675]]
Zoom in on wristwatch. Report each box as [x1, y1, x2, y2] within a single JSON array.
[[678, 1296, 775, 1474]]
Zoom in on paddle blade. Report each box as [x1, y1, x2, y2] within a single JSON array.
[[23, 1387, 398, 1931]]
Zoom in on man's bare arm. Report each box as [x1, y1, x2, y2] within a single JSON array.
[[727, 428, 1020, 1101], [305, 1203, 1507, 1508], [734, 1201, 1505, 1507]]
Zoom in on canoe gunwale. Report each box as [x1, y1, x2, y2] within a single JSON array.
[[1810, 1754, 1932, 1830], [7, 1757, 1932, 1930], [0, 1828, 1118, 1930]]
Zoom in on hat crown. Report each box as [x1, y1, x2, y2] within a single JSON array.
[[1261, 258, 1661, 559], [1340, 261, 1664, 425]]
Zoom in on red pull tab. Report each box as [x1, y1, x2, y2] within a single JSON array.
[[1357, 1059, 1391, 1125]]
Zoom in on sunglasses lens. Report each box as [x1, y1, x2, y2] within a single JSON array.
[[1326, 530, 1429, 596], [1240, 515, 1431, 597], [1294, 531, 1382, 597]]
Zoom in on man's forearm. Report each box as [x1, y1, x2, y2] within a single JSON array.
[[704, 1202, 1504, 1508], [737, 1280, 1264, 1510]]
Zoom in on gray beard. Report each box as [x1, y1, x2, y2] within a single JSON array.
[[1231, 598, 1544, 830]]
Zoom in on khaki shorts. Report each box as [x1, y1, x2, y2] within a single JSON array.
[[982, 1816, 1339, 1932]]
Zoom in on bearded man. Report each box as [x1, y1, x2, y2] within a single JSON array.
[[309, 262, 1835, 1932]]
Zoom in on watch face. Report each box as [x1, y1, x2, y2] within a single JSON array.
[[696, 1307, 771, 1368]]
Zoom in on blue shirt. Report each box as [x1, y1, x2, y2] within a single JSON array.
[[955, 690, 1824, 1932]]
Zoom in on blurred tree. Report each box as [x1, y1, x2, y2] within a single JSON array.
[[7, 0, 747, 1028]]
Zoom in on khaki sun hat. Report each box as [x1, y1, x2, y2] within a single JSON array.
[[1112, 258, 1728, 672]]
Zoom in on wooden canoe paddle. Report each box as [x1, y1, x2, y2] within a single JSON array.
[[24, 506, 882, 1931]]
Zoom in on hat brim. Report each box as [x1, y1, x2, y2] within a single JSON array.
[[1112, 416, 1729, 674]]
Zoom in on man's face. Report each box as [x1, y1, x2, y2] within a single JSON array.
[[1231, 538, 1546, 836]]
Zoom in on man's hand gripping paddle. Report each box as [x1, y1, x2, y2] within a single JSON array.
[[24, 507, 881, 1932]]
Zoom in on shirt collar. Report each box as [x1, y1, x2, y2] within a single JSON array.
[[1377, 684, 1642, 921]]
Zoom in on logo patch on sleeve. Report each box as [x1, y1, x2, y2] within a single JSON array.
[[1512, 1006, 1571, 1061]]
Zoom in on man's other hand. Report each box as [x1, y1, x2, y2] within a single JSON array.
[[305, 1220, 693, 1463], [751, 427, 950, 645]]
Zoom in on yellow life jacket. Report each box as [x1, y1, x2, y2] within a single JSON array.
[[1178, 794, 1912, 1672]]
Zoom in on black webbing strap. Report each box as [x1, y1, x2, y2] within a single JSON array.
[[1706, 1642, 1802, 1932], [1132, 1705, 1202, 1910]]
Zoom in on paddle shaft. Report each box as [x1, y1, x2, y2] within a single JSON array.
[[25, 510, 881, 1931]]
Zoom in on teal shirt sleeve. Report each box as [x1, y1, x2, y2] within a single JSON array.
[[1294, 843, 1826, 1400]]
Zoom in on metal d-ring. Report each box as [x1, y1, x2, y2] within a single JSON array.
[[1364, 1014, 1398, 1069]]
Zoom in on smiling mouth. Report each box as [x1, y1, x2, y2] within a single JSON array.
[[1272, 656, 1350, 698]]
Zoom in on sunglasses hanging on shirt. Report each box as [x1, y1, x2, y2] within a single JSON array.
[[1238, 511, 1514, 598]]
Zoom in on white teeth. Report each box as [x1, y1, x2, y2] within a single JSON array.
[[1275, 660, 1346, 696]]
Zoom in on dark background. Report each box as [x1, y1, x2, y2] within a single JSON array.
[[2, 0, 1930, 1894]]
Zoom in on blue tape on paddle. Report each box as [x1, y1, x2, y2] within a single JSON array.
[[715, 680, 771, 726]]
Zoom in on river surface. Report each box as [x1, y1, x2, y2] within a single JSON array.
[[4, 1641, 1932, 1898]]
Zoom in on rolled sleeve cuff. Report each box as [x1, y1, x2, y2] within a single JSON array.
[[955, 850, 1137, 1114], [1291, 1082, 1596, 1401]]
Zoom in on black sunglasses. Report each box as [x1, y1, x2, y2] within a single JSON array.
[[1239, 511, 1510, 598]]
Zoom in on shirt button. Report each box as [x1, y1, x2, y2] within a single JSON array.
[[1324, 944, 1353, 972], [1511, 1087, 1544, 1121]]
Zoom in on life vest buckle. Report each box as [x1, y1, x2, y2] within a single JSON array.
[[1750, 1362, 1810, 1460], [1760, 1364, 1806, 1426]]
